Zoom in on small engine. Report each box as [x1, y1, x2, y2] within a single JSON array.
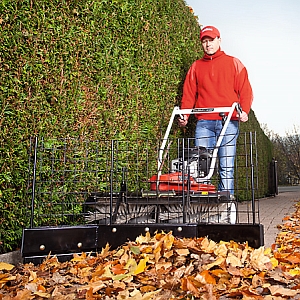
[[171, 147, 213, 179]]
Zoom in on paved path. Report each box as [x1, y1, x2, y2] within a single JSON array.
[[256, 186, 300, 248]]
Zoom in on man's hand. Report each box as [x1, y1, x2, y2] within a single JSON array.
[[237, 111, 248, 122], [178, 115, 188, 127]]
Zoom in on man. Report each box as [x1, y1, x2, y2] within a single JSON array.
[[178, 25, 253, 198]]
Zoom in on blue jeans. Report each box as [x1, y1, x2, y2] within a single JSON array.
[[195, 120, 239, 195]]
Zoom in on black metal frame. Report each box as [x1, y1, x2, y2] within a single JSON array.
[[22, 223, 264, 264], [22, 133, 263, 264]]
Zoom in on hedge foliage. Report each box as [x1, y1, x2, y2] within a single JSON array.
[[0, 0, 272, 253]]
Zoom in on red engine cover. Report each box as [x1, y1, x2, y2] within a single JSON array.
[[149, 172, 216, 192]]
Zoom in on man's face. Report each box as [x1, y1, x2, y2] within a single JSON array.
[[201, 36, 221, 55]]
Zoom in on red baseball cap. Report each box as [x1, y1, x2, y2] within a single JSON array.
[[200, 26, 220, 40]]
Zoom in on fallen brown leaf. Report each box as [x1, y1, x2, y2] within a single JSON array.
[[2, 202, 300, 299]]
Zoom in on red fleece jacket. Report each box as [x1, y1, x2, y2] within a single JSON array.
[[181, 49, 253, 120]]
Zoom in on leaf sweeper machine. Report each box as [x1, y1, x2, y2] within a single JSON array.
[[84, 102, 242, 225], [21, 102, 264, 264], [147, 102, 243, 224]]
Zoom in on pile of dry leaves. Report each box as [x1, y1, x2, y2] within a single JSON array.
[[1, 203, 300, 299]]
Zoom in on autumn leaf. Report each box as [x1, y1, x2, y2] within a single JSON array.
[[285, 253, 300, 264], [100, 243, 111, 257], [250, 247, 271, 271], [155, 261, 172, 271], [0, 262, 15, 271], [71, 254, 85, 262], [227, 265, 241, 276], [175, 248, 190, 256], [134, 257, 149, 275], [226, 252, 243, 267], [198, 270, 216, 285], [181, 277, 200, 297], [102, 264, 113, 279], [124, 258, 138, 273], [111, 263, 126, 275], [269, 285, 299, 296], [162, 231, 175, 250], [288, 268, 300, 277], [0, 273, 16, 287], [214, 243, 228, 257], [3, 202, 300, 299], [130, 245, 141, 255], [135, 231, 151, 244], [205, 256, 225, 270], [10, 289, 32, 299], [34, 291, 51, 298], [79, 280, 108, 294], [163, 249, 173, 259], [269, 257, 279, 268]]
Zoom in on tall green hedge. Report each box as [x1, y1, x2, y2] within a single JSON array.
[[0, 0, 272, 253]]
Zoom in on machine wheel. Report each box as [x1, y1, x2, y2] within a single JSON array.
[[220, 201, 237, 224]]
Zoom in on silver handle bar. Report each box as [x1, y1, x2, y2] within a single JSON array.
[[157, 102, 242, 185]]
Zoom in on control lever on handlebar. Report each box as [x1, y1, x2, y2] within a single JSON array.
[[219, 112, 227, 126]]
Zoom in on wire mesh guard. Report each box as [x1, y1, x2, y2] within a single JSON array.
[[27, 133, 259, 229]]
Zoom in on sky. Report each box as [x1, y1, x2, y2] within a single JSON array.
[[184, 0, 300, 137]]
